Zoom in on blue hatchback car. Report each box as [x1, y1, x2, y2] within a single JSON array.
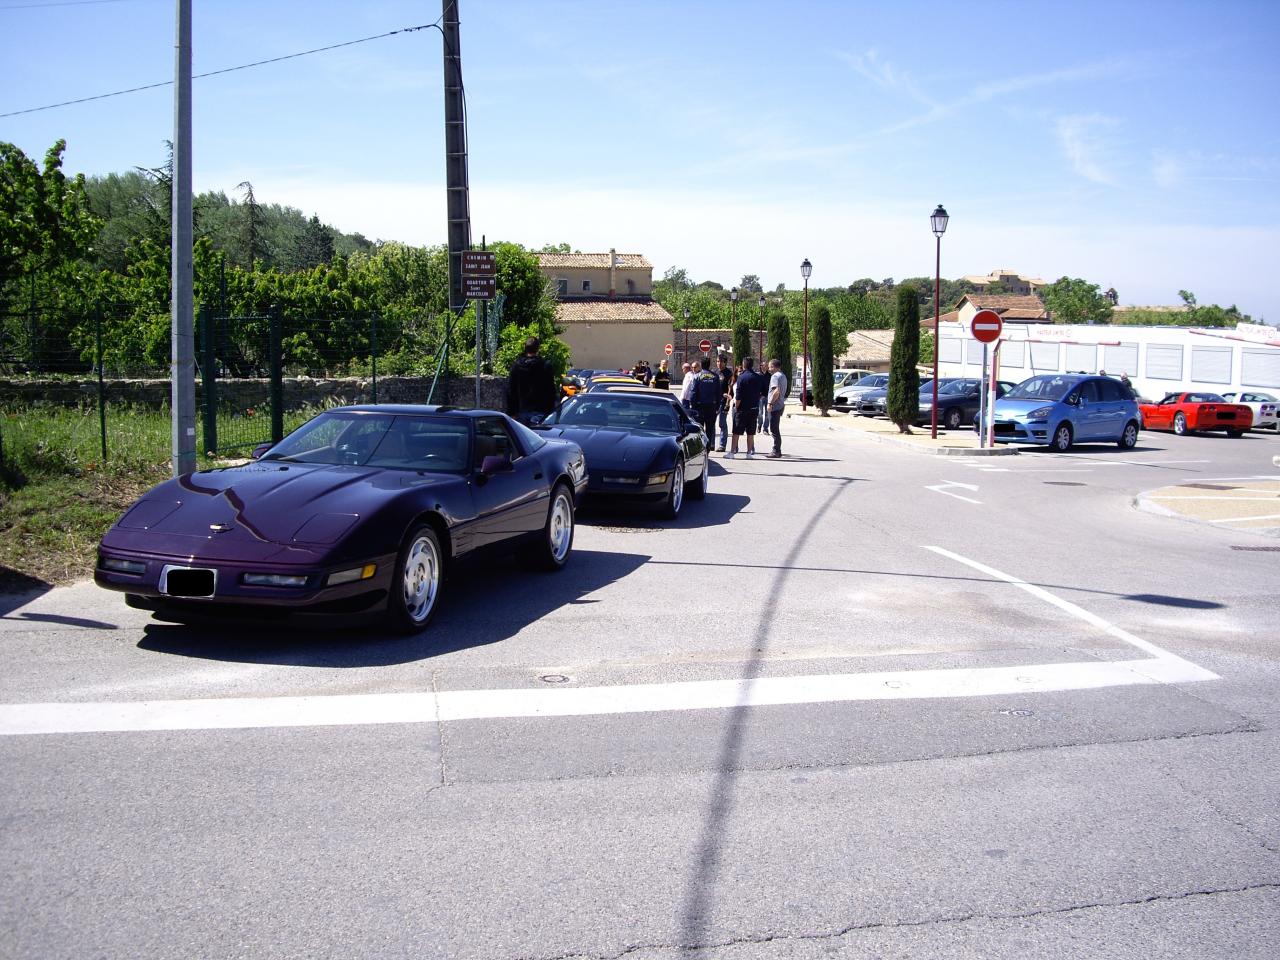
[[990, 374, 1141, 451]]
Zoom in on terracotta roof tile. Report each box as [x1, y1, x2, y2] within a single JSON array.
[[555, 299, 673, 325], [537, 252, 652, 270], [959, 293, 1048, 319]]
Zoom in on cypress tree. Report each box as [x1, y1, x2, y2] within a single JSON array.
[[811, 303, 834, 415], [732, 320, 751, 365], [886, 285, 921, 433], [765, 310, 792, 394]]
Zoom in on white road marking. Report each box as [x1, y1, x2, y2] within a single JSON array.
[[0, 656, 1217, 736], [1147, 496, 1280, 502], [923, 545, 1217, 678], [926, 480, 981, 504], [1210, 513, 1280, 524]]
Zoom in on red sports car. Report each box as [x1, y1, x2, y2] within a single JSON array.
[[1138, 392, 1253, 437]]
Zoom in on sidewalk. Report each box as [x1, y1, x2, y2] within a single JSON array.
[[786, 405, 1019, 457]]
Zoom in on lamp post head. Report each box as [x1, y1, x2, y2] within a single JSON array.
[[931, 204, 949, 237], [800, 258, 812, 281], [683, 307, 690, 320], [730, 286, 738, 302], [758, 295, 766, 309]]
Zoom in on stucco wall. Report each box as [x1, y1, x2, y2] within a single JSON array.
[[558, 323, 676, 370]]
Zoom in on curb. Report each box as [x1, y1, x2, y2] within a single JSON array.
[[788, 412, 1020, 458]]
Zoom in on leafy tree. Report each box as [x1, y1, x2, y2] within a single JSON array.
[[886, 285, 921, 433], [811, 303, 834, 415], [539, 242, 572, 253], [298, 214, 335, 270], [237, 180, 266, 270], [738, 274, 763, 293], [732, 320, 751, 363], [766, 309, 792, 391], [1041, 276, 1113, 325]]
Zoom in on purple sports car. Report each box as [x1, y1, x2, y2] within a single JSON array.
[[95, 405, 588, 633]]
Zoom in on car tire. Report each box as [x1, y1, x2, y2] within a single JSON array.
[[1226, 429, 1243, 438], [686, 456, 708, 500], [661, 459, 686, 519], [944, 407, 962, 430], [1051, 422, 1073, 452], [1117, 420, 1139, 449], [1173, 412, 1189, 435], [389, 523, 443, 634], [525, 482, 575, 571]]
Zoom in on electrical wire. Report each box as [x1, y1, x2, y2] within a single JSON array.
[[0, 20, 438, 118], [0, 0, 130, 9]]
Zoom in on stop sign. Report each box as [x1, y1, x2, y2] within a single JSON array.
[[971, 309, 1003, 343], [699, 338, 712, 353], [664, 343, 673, 356]]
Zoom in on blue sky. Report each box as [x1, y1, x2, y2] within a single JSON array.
[[3, 0, 1279, 318]]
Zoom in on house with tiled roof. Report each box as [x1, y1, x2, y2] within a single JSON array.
[[839, 330, 895, 372], [536, 249, 674, 369], [955, 293, 1049, 325], [960, 268, 1047, 295]]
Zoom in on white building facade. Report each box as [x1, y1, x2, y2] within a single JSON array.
[[938, 321, 1280, 398]]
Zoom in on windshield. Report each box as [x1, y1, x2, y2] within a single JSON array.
[[937, 379, 973, 396], [852, 375, 881, 387], [1005, 375, 1079, 402], [549, 395, 680, 432], [262, 412, 471, 471]]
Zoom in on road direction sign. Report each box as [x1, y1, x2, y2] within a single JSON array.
[[971, 309, 1003, 343], [462, 251, 496, 276], [664, 343, 673, 356], [463, 276, 496, 300], [699, 338, 712, 353]]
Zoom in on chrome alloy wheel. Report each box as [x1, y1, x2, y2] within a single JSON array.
[[548, 490, 573, 563], [670, 461, 685, 514], [401, 534, 440, 624]]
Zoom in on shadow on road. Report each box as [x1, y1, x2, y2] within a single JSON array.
[[135, 548, 648, 667], [577, 492, 750, 530], [0, 567, 51, 615]]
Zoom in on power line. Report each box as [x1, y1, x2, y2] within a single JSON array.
[[0, 21, 438, 118], [0, 0, 131, 9]]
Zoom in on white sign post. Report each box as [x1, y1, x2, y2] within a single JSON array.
[[970, 310, 1003, 449]]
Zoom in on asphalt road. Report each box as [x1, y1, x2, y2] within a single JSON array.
[[2, 416, 1278, 959]]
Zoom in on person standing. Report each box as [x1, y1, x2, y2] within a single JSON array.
[[693, 361, 720, 443], [652, 361, 671, 390], [506, 336, 558, 425], [713, 354, 733, 452], [681, 358, 702, 408], [766, 358, 789, 458], [727, 357, 766, 459]]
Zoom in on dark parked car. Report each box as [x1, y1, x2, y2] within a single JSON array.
[[95, 405, 587, 633], [534, 390, 709, 518], [856, 378, 943, 417], [918, 378, 1017, 429]]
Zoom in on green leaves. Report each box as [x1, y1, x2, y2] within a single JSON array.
[[886, 285, 921, 431]]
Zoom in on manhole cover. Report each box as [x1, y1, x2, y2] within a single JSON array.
[[1231, 545, 1280, 552], [1044, 481, 1086, 486], [539, 674, 571, 684], [1185, 483, 1233, 491]]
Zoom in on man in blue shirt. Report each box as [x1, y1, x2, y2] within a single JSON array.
[[727, 357, 767, 459]]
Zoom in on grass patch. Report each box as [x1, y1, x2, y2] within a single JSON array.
[[0, 402, 326, 590]]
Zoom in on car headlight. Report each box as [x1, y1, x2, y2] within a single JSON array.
[[243, 572, 309, 587], [1026, 406, 1054, 421], [101, 556, 146, 575], [647, 472, 671, 486], [326, 564, 377, 586]]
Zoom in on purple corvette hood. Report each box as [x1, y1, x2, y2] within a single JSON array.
[[102, 462, 451, 562]]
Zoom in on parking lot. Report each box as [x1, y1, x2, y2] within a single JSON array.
[[2, 417, 1278, 959]]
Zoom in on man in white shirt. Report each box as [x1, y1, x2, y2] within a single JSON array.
[[681, 359, 702, 407], [766, 358, 788, 458]]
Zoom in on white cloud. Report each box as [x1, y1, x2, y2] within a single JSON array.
[[1152, 151, 1183, 188], [1055, 114, 1120, 185]]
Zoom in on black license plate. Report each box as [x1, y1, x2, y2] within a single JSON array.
[[165, 568, 216, 597], [994, 422, 1016, 434]]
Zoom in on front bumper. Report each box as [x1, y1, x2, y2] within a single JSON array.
[[95, 546, 398, 616], [991, 419, 1051, 445]]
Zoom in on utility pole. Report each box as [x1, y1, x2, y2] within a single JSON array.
[[442, 0, 471, 314], [171, 0, 196, 477]]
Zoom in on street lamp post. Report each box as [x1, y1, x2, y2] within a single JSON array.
[[682, 306, 690, 365], [930, 204, 949, 439], [757, 294, 766, 360], [800, 258, 812, 411]]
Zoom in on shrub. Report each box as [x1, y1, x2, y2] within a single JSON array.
[[886, 286, 921, 433]]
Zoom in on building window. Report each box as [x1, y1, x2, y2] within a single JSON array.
[[581, 280, 592, 293], [556, 278, 568, 297]]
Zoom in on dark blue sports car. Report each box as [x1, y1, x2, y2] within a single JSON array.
[[533, 391, 709, 518], [95, 405, 588, 633]]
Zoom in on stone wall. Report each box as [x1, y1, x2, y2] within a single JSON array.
[[0, 375, 510, 412]]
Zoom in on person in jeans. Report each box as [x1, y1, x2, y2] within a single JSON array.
[[506, 336, 558, 425], [766, 358, 788, 458], [713, 354, 733, 452], [727, 357, 766, 459]]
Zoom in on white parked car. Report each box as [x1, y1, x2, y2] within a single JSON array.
[[833, 373, 890, 409], [1221, 391, 1278, 430]]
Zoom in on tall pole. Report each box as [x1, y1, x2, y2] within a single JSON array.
[[442, 1, 470, 314], [171, 0, 195, 477], [475, 235, 484, 408], [932, 234, 940, 439], [801, 278, 809, 411]]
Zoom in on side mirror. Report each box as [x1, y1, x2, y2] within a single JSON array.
[[480, 454, 513, 476], [526, 412, 547, 426], [250, 443, 272, 460]]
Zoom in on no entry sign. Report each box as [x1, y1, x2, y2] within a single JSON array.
[[971, 309, 1003, 343], [664, 343, 673, 356], [699, 338, 712, 353]]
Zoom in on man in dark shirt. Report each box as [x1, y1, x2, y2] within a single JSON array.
[[506, 336, 558, 425], [714, 354, 733, 452], [728, 357, 767, 459], [693, 362, 720, 445]]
